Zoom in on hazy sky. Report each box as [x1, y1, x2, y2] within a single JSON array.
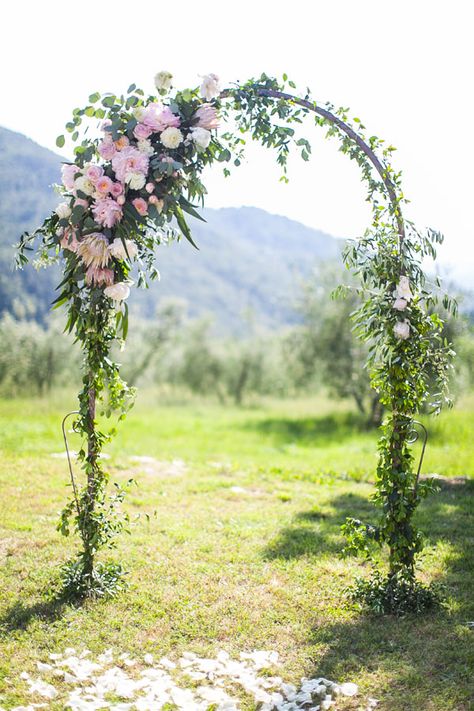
[[2, 0, 472, 284]]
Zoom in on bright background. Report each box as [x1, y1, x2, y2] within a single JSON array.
[[2, 0, 472, 283]]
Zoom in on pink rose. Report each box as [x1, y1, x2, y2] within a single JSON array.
[[194, 104, 219, 130], [61, 163, 79, 190], [149, 195, 164, 213], [98, 139, 116, 160], [132, 197, 148, 216], [116, 195, 126, 206], [92, 197, 123, 228], [115, 135, 129, 151], [110, 182, 124, 197], [95, 176, 114, 195], [60, 228, 79, 252], [145, 182, 155, 194], [85, 266, 115, 287], [133, 123, 153, 140], [85, 165, 104, 183]]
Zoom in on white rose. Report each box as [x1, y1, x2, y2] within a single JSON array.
[[137, 138, 154, 156], [108, 238, 138, 261], [55, 202, 72, 219], [394, 320, 410, 340], [154, 71, 173, 92], [125, 172, 146, 190], [74, 175, 95, 196], [393, 297, 408, 311], [393, 276, 413, 302], [104, 282, 131, 301], [200, 73, 220, 101], [160, 126, 183, 149], [190, 127, 211, 150]]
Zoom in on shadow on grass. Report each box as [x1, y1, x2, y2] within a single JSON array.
[[0, 596, 69, 632], [299, 480, 474, 710], [263, 492, 373, 560], [243, 411, 375, 448]]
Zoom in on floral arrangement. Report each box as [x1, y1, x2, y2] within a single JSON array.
[[17, 72, 454, 610]]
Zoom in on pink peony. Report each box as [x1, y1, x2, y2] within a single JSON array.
[[194, 104, 219, 130], [95, 176, 114, 195], [112, 146, 149, 182], [85, 266, 115, 287], [110, 181, 124, 197], [61, 163, 80, 190], [85, 164, 104, 183], [98, 138, 116, 160], [134, 123, 153, 140], [142, 103, 180, 132], [92, 197, 123, 228], [132, 197, 148, 216], [74, 198, 89, 209]]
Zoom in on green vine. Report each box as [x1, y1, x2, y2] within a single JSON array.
[[16, 72, 454, 609]]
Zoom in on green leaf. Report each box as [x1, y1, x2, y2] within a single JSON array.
[[56, 135, 65, 148], [175, 207, 199, 249], [178, 196, 206, 223], [89, 92, 101, 103]]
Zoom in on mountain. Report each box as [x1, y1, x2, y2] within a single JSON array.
[[0, 126, 341, 332]]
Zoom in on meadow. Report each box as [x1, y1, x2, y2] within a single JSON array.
[[0, 391, 473, 710]]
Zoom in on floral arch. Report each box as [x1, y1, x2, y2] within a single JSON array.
[[17, 72, 454, 612]]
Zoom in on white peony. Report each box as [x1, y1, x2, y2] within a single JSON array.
[[190, 127, 211, 150], [125, 172, 146, 190], [55, 202, 72, 219], [74, 175, 95, 196], [393, 297, 408, 311], [108, 238, 138, 261], [104, 282, 131, 301], [394, 320, 410, 340], [154, 71, 173, 92], [393, 275, 413, 302], [137, 138, 154, 156], [200, 73, 221, 101], [160, 126, 183, 149]]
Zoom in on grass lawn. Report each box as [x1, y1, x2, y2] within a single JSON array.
[[0, 391, 473, 710]]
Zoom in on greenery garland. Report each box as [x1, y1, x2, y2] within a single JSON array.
[[17, 72, 454, 610]]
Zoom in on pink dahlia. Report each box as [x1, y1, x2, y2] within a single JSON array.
[[98, 137, 116, 160], [92, 197, 123, 228]]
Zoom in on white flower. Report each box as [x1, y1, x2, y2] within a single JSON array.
[[133, 106, 145, 121], [108, 238, 138, 261], [104, 282, 131, 301], [190, 127, 211, 150], [393, 275, 413, 302], [200, 73, 221, 101], [160, 126, 183, 149], [394, 320, 410, 340], [393, 297, 408, 311], [125, 172, 146, 190], [154, 71, 173, 92], [137, 138, 154, 156], [74, 175, 95, 196], [55, 202, 72, 219]]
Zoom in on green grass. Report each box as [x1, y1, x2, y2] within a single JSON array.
[[0, 392, 473, 710]]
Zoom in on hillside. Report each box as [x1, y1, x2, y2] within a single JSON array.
[[0, 126, 341, 331]]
